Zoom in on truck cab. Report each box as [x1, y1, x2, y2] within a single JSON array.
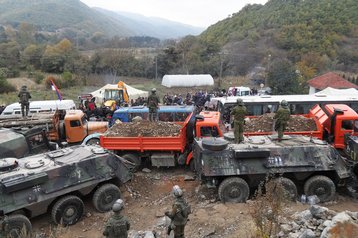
[[63, 110, 108, 143], [312, 104, 358, 149]]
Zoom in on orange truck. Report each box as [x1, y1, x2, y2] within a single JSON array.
[[99, 111, 224, 169], [243, 104, 358, 149], [0, 110, 108, 145]]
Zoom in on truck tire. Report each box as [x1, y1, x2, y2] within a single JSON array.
[[6, 214, 32, 238], [51, 195, 84, 226], [92, 183, 121, 212], [272, 177, 297, 201], [86, 138, 100, 146], [304, 175, 336, 202], [122, 153, 141, 172], [202, 138, 228, 151], [218, 177, 249, 203]]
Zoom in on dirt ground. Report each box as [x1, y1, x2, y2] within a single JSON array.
[[31, 168, 358, 238]]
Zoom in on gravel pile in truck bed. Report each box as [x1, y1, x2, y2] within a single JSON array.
[[244, 113, 317, 132], [104, 121, 182, 137]]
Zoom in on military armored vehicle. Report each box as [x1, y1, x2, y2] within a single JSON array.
[[0, 127, 58, 159], [0, 145, 132, 237], [193, 135, 352, 203]]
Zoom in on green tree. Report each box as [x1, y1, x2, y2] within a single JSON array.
[[267, 59, 301, 94]]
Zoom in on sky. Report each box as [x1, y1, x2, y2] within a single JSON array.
[[80, 0, 268, 28]]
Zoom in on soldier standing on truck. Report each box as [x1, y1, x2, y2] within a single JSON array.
[[165, 185, 191, 238], [147, 88, 160, 122], [18, 85, 31, 117], [231, 98, 247, 143], [274, 100, 291, 141], [103, 199, 130, 238]]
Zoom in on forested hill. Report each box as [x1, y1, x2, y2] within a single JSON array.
[[200, 0, 358, 71], [0, 0, 202, 39]]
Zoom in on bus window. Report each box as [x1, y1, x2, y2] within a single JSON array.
[[263, 105, 273, 113], [159, 112, 174, 122], [130, 112, 144, 121], [15, 111, 21, 114], [247, 105, 263, 116]]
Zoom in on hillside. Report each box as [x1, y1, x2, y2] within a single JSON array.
[[200, 0, 358, 71], [94, 8, 204, 39], [0, 0, 203, 39]]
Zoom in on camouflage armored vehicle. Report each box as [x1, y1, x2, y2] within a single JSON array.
[[0, 127, 58, 159], [193, 135, 352, 203], [0, 145, 132, 237]]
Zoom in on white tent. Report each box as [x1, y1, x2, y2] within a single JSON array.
[[315, 87, 358, 96], [162, 74, 214, 88], [91, 83, 148, 104]]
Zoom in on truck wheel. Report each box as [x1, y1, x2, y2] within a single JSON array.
[[218, 177, 249, 203], [51, 195, 84, 226], [86, 138, 100, 146], [6, 214, 32, 238], [272, 177, 297, 201], [202, 138, 229, 151], [122, 153, 141, 172], [304, 175, 336, 202], [93, 183, 121, 212]]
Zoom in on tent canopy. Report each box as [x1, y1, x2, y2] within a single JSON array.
[[91, 83, 148, 104], [315, 87, 358, 96], [162, 74, 214, 88]]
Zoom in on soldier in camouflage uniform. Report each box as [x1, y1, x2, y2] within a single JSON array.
[[18, 85, 31, 117], [274, 100, 291, 141], [165, 185, 191, 238], [103, 199, 130, 238], [231, 98, 247, 143], [147, 88, 160, 122], [0, 210, 8, 237]]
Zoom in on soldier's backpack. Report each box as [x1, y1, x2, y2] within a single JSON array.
[[20, 92, 29, 103]]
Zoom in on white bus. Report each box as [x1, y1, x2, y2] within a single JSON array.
[[0, 100, 76, 119], [212, 93, 358, 124]]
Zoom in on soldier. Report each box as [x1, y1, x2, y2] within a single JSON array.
[[103, 199, 130, 238], [231, 98, 247, 143], [165, 185, 191, 238], [0, 210, 8, 237], [147, 88, 160, 122], [274, 100, 291, 141], [18, 85, 31, 117]]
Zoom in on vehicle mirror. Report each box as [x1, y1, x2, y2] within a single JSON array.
[[61, 142, 68, 148], [195, 115, 204, 121]]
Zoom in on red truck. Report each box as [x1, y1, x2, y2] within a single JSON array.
[[100, 111, 224, 170], [243, 104, 358, 149]]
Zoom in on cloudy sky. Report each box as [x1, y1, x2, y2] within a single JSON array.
[[80, 0, 268, 27]]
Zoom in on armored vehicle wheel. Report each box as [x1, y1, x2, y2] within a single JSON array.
[[122, 153, 141, 172], [202, 138, 228, 151], [304, 175, 336, 202], [93, 183, 121, 212], [86, 138, 100, 146], [51, 195, 84, 226], [218, 177, 249, 203], [272, 177, 298, 201], [6, 214, 32, 238]]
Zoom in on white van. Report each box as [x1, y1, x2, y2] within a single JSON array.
[[227, 86, 251, 96], [0, 100, 76, 118]]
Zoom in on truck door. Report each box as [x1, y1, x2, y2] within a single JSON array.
[[336, 120, 357, 149], [66, 116, 87, 143]]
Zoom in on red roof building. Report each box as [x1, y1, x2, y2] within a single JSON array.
[[308, 72, 358, 94]]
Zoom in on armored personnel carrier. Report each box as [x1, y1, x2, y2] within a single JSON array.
[[0, 145, 132, 237], [193, 135, 352, 203]]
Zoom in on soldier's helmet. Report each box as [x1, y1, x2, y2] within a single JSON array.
[[21, 85, 27, 90], [151, 88, 156, 93], [280, 100, 288, 108], [172, 185, 183, 197], [112, 199, 124, 212], [237, 98, 244, 106]]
